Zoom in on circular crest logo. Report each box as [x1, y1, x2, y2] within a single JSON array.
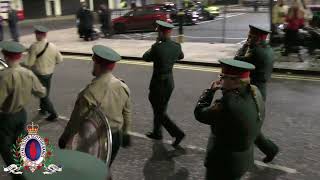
[[3, 122, 62, 175]]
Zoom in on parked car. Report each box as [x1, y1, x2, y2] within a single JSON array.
[[112, 6, 172, 33], [205, 6, 220, 18], [183, 1, 220, 21], [152, 2, 199, 25], [242, 0, 269, 7]]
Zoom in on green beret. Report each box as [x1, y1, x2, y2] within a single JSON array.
[[249, 25, 271, 34], [92, 45, 121, 62], [23, 149, 108, 180], [156, 20, 175, 29], [219, 59, 255, 71], [0, 41, 26, 53], [34, 25, 49, 33]]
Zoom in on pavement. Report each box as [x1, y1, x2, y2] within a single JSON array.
[[1, 58, 320, 179], [19, 27, 320, 73]]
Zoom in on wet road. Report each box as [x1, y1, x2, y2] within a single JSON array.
[[1, 57, 320, 180]]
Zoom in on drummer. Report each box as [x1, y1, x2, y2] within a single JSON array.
[[58, 45, 132, 177]]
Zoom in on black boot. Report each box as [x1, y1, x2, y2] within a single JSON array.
[[46, 114, 58, 122], [146, 132, 163, 140], [172, 132, 185, 148], [263, 145, 279, 163]]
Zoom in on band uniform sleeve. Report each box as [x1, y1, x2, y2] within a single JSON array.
[[122, 95, 132, 134], [0, 76, 9, 107], [194, 89, 223, 125], [55, 48, 63, 64], [31, 73, 47, 98], [24, 44, 37, 68], [60, 93, 92, 142], [235, 47, 254, 62], [142, 45, 155, 62]]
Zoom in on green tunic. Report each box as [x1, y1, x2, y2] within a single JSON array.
[[143, 38, 184, 137], [235, 41, 274, 100], [194, 85, 264, 180]]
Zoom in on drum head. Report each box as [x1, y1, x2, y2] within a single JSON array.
[[67, 107, 113, 166], [0, 59, 8, 71]]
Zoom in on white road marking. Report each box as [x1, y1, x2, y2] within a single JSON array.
[[237, 39, 247, 45], [125, 33, 246, 40], [57, 115, 297, 174], [171, 35, 246, 40], [119, 34, 135, 40], [197, 13, 246, 25]]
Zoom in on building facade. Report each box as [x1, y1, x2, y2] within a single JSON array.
[[21, 0, 124, 19]]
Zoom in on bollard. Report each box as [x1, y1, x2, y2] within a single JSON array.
[[177, 9, 185, 43]]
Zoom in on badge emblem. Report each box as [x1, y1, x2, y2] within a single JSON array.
[[3, 122, 62, 175]]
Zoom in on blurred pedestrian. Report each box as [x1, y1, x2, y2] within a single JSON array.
[[0, 16, 3, 41], [194, 59, 264, 180], [131, 0, 136, 9], [98, 4, 113, 38], [272, 0, 288, 34], [235, 25, 279, 163], [7, 6, 19, 42], [23, 26, 63, 121], [59, 45, 132, 180], [143, 20, 185, 148], [77, 2, 94, 41], [282, 4, 305, 56], [76, 2, 87, 38], [0, 41, 46, 180]]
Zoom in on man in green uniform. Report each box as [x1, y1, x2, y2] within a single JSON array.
[[194, 59, 264, 180], [23, 25, 63, 121], [0, 41, 46, 180], [143, 20, 185, 147], [235, 25, 279, 163], [58, 45, 131, 177]]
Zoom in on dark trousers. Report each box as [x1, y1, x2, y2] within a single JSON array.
[[252, 82, 278, 157], [284, 29, 299, 54], [110, 131, 121, 167], [37, 74, 57, 116], [206, 168, 240, 180], [148, 83, 184, 138], [0, 109, 27, 180], [255, 133, 278, 157], [0, 26, 3, 41], [101, 24, 113, 37], [9, 24, 19, 42]]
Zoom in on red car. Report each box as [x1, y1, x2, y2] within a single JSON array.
[[112, 5, 172, 33]]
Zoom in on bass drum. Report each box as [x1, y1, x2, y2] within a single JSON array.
[[66, 107, 113, 166], [0, 58, 8, 70]]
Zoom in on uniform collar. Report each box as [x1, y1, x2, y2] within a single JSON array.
[[38, 38, 48, 43], [92, 72, 113, 83], [8, 61, 21, 68]]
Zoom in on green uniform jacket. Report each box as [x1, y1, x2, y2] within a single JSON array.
[[235, 41, 274, 100], [142, 39, 184, 104], [194, 85, 264, 178]]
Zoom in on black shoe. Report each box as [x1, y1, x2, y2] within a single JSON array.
[[172, 133, 185, 148], [145, 132, 163, 140], [46, 114, 58, 122], [263, 146, 279, 163], [38, 109, 47, 116]]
